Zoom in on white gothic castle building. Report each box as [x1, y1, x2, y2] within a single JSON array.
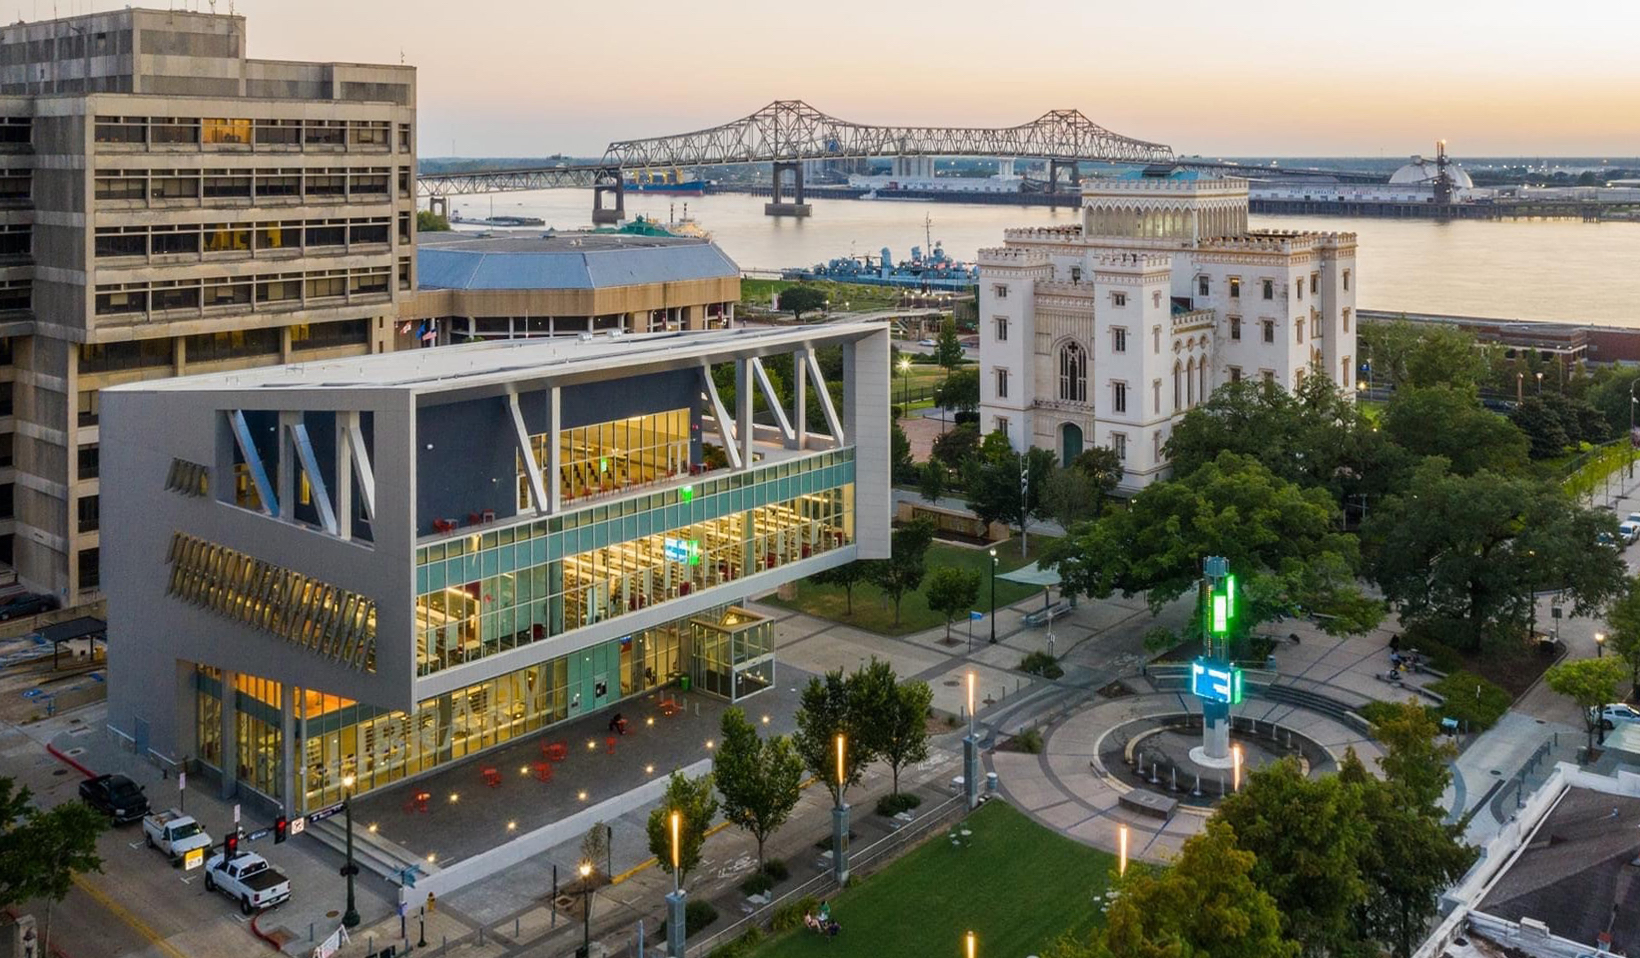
[[976, 166, 1358, 491]]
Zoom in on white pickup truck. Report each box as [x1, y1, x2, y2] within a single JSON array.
[[203, 851, 290, 914], [141, 809, 213, 866]]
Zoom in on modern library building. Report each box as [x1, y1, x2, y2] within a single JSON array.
[[102, 324, 889, 814]]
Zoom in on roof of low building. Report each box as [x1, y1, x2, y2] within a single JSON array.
[[1477, 786, 1640, 952], [417, 230, 739, 291]]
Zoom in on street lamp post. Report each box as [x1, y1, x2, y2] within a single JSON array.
[[1597, 632, 1607, 657], [963, 671, 980, 808], [831, 733, 850, 885], [665, 810, 687, 958], [966, 930, 977, 958], [988, 549, 998, 644], [1628, 377, 1639, 480], [576, 861, 593, 958], [1536, 371, 1544, 395], [899, 357, 912, 411], [341, 774, 359, 929]]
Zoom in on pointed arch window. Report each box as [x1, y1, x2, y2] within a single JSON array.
[[1058, 341, 1087, 403]]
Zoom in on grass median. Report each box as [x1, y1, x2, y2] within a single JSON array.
[[751, 800, 1113, 958], [767, 537, 1054, 636]]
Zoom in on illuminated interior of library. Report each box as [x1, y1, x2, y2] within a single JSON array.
[[518, 407, 693, 507], [195, 603, 772, 810]]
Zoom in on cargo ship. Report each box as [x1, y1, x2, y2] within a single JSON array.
[[626, 168, 707, 195]]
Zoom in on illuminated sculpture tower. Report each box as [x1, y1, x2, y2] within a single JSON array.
[[1189, 556, 1243, 767]]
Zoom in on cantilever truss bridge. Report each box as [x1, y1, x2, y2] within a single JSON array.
[[415, 100, 1176, 197]]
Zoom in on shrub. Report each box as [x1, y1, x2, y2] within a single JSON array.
[[685, 899, 719, 937], [891, 404, 905, 419], [875, 792, 924, 817], [1429, 670, 1512, 731], [771, 895, 821, 933], [1014, 727, 1044, 754], [1019, 650, 1064, 680], [761, 858, 790, 882], [739, 871, 774, 897]]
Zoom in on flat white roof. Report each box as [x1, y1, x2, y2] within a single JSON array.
[[105, 324, 881, 397]]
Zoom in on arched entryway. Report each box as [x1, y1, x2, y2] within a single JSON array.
[[1060, 422, 1084, 466]]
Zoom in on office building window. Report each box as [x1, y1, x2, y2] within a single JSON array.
[[1230, 316, 1241, 341], [1112, 381, 1127, 414], [1111, 327, 1127, 353], [1262, 320, 1275, 344], [1058, 343, 1086, 402], [78, 444, 99, 481], [993, 317, 1008, 342], [78, 548, 99, 590], [1262, 279, 1274, 300], [1197, 277, 1209, 297], [77, 494, 99, 533], [995, 367, 1009, 399]]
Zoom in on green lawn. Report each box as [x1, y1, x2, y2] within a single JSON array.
[[753, 801, 1113, 958], [767, 537, 1055, 636], [741, 279, 904, 312]]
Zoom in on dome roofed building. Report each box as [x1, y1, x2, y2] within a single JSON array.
[[1389, 155, 1474, 190]]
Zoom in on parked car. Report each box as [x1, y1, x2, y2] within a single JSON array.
[[1620, 521, 1639, 545], [203, 851, 290, 915], [1626, 512, 1640, 526], [1590, 703, 1640, 730], [78, 774, 150, 824], [0, 591, 59, 621], [142, 809, 213, 865], [917, 338, 935, 347]]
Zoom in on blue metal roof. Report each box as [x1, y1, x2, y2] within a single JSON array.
[[418, 240, 740, 291]]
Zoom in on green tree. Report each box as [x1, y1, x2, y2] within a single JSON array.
[[1546, 656, 1629, 750], [1364, 459, 1625, 650], [1048, 451, 1379, 635], [934, 367, 980, 419], [1382, 385, 1529, 476], [865, 518, 935, 626], [645, 770, 718, 888], [1098, 820, 1298, 958], [713, 708, 803, 869], [0, 778, 104, 947], [934, 315, 965, 372], [809, 561, 868, 616], [964, 441, 1056, 545], [1369, 701, 1457, 811], [779, 284, 828, 320], [930, 423, 981, 470], [892, 422, 916, 483], [877, 680, 933, 797], [1604, 577, 1640, 698], [1217, 759, 1369, 956], [1509, 397, 1571, 459], [415, 210, 451, 232], [1041, 466, 1101, 530], [1361, 319, 1486, 392], [793, 668, 877, 805], [580, 822, 609, 881], [1069, 446, 1124, 507], [924, 566, 981, 642], [918, 459, 947, 504]]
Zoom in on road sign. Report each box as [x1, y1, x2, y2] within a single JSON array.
[[183, 847, 204, 871], [306, 802, 344, 824], [245, 828, 270, 843], [233, 804, 241, 825], [289, 816, 307, 836]]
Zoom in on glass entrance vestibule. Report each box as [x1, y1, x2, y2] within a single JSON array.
[[194, 605, 776, 813]]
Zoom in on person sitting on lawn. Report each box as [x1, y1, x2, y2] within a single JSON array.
[[803, 911, 821, 932]]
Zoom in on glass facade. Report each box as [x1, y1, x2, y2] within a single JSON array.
[[519, 407, 692, 507], [688, 607, 774, 701], [416, 450, 854, 676]]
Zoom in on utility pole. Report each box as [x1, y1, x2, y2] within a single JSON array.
[[1019, 455, 1029, 560]]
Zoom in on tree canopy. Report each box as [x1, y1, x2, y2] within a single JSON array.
[[779, 284, 828, 320], [934, 315, 965, 371], [865, 518, 935, 626], [645, 770, 718, 887], [714, 707, 804, 868], [1381, 385, 1529, 476], [1048, 451, 1380, 634], [1546, 656, 1628, 750], [0, 778, 104, 911]]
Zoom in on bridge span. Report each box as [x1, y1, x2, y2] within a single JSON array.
[[416, 100, 1379, 222]]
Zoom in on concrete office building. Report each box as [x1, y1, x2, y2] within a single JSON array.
[[978, 166, 1357, 490], [401, 231, 740, 346], [102, 325, 889, 812], [0, 8, 418, 601]]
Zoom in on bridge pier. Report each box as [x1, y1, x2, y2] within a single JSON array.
[[765, 160, 811, 217], [1048, 159, 1081, 193], [592, 168, 626, 225], [426, 195, 448, 218]]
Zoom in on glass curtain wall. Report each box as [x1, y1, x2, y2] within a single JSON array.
[[518, 408, 691, 509], [688, 608, 774, 701]]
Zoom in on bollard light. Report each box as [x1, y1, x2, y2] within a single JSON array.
[[1118, 824, 1128, 876], [1232, 744, 1243, 792], [835, 733, 847, 788]]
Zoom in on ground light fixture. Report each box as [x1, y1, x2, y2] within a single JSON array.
[[340, 773, 360, 928], [1118, 824, 1129, 876], [966, 930, 977, 958], [576, 861, 594, 958], [1232, 745, 1243, 792]]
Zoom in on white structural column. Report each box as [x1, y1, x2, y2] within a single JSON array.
[[508, 393, 547, 515], [228, 410, 278, 517], [700, 366, 743, 469], [335, 413, 354, 540], [277, 411, 298, 521], [343, 412, 376, 524], [792, 348, 808, 450], [547, 386, 562, 513], [734, 358, 754, 467], [845, 328, 891, 560], [749, 356, 794, 442], [287, 420, 338, 535]]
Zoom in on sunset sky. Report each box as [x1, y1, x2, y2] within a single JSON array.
[[198, 0, 1640, 157]]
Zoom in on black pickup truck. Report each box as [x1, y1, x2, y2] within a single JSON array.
[[78, 773, 151, 824]]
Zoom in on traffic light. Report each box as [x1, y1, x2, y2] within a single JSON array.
[[273, 816, 288, 844], [224, 832, 239, 857]]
